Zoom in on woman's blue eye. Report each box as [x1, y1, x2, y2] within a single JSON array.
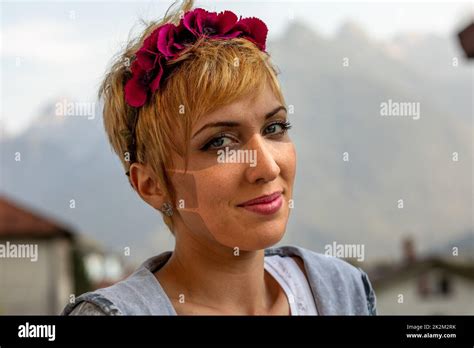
[[264, 121, 292, 136], [210, 137, 229, 148], [265, 123, 280, 135], [202, 135, 234, 151], [201, 121, 291, 151]]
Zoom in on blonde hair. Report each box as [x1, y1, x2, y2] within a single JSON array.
[[99, 0, 286, 233]]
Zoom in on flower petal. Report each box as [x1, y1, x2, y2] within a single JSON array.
[[142, 28, 160, 53], [201, 11, 218, 36], [149, 56, 165, 92], [157, 23, 177, 58], [136, 49, 158, 71], [174, 21, 196, 47], [183, 8, 207, 36], [194, 8, 208, 35], [235, 17, 268, 51], [215, 11, 238, 35], [125, 63, 149, 107]]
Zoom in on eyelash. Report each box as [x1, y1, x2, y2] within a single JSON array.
[[200, 120, 292, 151]]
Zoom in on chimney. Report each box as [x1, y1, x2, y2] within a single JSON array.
[[402, 237, 416, 263], [458, 22, 474, 59]]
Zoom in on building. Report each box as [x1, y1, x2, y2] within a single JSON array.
[[368, 238, 474, 315], [0, 195, 82, 314]]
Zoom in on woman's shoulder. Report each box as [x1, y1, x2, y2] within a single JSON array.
[[265, 244, 377, 315], [265, 244, 365, 275], [68, 301, 108, 316], [62, 291, 123, 315], [63, 245, 376, 315], [62, 256, 176, 316]]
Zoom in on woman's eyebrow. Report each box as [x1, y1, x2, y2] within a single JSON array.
[[192, 105, 287, 139]]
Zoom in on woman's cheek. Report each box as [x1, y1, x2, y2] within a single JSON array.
[[193, 165, 245, 241], [196, 163, 240, 208]]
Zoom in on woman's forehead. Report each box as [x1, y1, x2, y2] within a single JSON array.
[[193, 81, 281, 127]]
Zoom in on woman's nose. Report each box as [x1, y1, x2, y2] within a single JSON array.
[[244, 135, 280, 184]]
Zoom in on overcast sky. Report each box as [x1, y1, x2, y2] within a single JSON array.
[[1, 0, 472, 136]]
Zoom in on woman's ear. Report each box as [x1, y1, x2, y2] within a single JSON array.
[[129, 163, 166, 211]]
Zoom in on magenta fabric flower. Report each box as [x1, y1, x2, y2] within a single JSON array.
[[124, 8, 268, 107]]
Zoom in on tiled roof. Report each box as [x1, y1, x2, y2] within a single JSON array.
[[0, 195, 73, 238]]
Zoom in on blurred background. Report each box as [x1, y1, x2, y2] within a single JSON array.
[[0, 0, 473, 315]]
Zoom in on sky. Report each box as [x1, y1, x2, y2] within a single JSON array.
[[1, 0, 473, 136]]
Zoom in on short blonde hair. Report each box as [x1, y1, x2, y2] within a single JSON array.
[[99, 0, 286, 233]]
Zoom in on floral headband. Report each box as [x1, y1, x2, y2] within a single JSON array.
[[124, 7, 269, 107]]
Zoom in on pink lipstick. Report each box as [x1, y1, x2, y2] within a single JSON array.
[[237, 191, 283, 215]]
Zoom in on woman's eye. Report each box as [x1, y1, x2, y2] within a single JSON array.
[[265, 124, 281, 135], [202, 135, 234, 151], [263, 121, 292, 136]]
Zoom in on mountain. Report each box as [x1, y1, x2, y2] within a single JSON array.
[[0, 100, 168, 263], [1, 21, 472, 263], [271, 21, 473, 260]]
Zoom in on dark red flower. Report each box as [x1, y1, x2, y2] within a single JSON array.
[[124, 7, 269, 107], [234, 17, 268, 51], [157, 23, 195, 58], [183, 8, 240, 38]]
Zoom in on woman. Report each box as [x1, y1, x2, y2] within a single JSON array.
[[63, 0, 376, 316]]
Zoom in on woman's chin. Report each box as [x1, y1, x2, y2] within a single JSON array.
[[214, 226, 286, 252]]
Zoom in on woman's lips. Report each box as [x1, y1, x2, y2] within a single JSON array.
[[237, 191, 283, 215]]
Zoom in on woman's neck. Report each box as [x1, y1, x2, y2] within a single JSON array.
[[154, 229, 289, 315]]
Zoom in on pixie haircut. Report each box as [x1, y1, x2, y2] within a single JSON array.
[[99, 0, 286, 233]]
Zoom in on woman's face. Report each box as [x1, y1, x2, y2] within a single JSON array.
[[167, 81, 296, 251]]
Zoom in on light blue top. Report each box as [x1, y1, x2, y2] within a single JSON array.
[[62, 245, 377, 315]]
